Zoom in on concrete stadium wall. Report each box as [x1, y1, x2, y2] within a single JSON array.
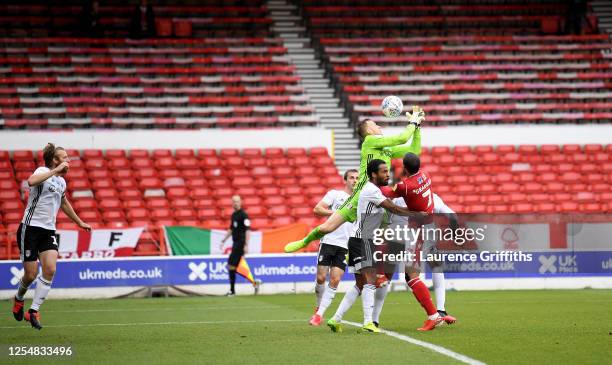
[[0, 127, 334, 154], [0, 125, 609, 156], [387, 124, 612, 147]]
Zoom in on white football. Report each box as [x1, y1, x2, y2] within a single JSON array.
[[381, 95, 403, 118]]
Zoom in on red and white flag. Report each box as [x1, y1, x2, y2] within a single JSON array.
[[56, 227, 145, 258]]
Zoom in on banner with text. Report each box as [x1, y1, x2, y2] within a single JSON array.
[[57, 227, 145, 258]]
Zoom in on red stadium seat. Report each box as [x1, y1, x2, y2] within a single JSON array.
[[286, 148, 306, 157], [268, 206, 289, 217], [129, 150, 149, 159], [197, 149, 217, 158], [265, 148, 284, 157], [309, 147, 328, 156], [83, 150, 103, 159], [146, 198, 170, 210], [263, 196, 284, 207], [220, 149, 240, 158], [106, 149, 127, 159]]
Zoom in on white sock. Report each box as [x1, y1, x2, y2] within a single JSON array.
[[316, 285, 337, 316], [361, 284, 376, 325], [432, 272, 446, 311], [15, 278, 29, 301], [428, 312, 440, 321], [372, 285, 390, 324], [332, 285, 360, 322], [30, 276, 52, 311], [315, 282, 325, 308]]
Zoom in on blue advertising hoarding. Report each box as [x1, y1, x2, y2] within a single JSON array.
[[0, 254, 341, 289], [1, 251, 610, 290]]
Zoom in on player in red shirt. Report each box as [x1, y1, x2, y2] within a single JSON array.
[[382, 152, 454, 330]]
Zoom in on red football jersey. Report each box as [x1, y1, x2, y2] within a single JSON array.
[[387, 170, 434, 214]]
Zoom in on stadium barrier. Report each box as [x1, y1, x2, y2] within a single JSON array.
[[0, 252, 611, 299]]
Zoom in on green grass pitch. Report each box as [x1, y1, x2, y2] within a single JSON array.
[[1, 289, 611, 364]]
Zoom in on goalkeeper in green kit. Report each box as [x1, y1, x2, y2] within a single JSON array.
[[284, 106, 426, 253]]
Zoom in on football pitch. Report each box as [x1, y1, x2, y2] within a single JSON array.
[[1, 289, 611, 364]]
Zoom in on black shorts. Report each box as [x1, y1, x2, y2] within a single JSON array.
[[16, 223, 58, 262], [376, 240, 406, 275], [348, 237, 376, 272], [317, 243, 348, 270], [228, 249, 244, 267]]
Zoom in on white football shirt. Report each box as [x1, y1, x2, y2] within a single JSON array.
[[22, 166, 66, 230], [353, 181, 387, 239], [319, 189, 352, 249]]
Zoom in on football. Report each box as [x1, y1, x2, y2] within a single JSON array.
[[381, 95, 403, 118]]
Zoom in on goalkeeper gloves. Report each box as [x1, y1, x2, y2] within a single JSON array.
[[406, 105, 425, 128]]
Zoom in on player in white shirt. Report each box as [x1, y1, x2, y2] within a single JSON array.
[[327, 192, 457, 332], [12, 143, 91, 330], [309, 169, 358, 326], [332, 159, 423, 333]]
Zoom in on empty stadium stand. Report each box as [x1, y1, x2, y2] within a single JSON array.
[[0, 1, 320, 129], [0, 1, 272, 38], [298, 0, 612, 127], [0, 146, 338, 259], [391, 144, 612, 214]]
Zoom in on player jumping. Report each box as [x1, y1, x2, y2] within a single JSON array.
[[382, 152, 456, 330], [344, 159, 426, 333], [325, 192, 458, 332], [284, 106, 425, 253], [309, 169, 358, 326], [12, 143, 91, 330]]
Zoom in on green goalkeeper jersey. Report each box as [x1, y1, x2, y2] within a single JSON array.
[[337, 124, 421, 222]]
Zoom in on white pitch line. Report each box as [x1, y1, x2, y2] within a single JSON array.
[[0, 319, 303, 330], [44, 305, 285, 313], [343, 320, 486, 365], [42, 302, 409, 314]]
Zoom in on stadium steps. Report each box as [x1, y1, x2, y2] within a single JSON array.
[[593, 0, 612, 34], [267, 0, 361, 173]]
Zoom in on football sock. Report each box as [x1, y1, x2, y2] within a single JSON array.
[[316, 285, 337, 317], [372, 285, 390, 324], [303, 227, 325, 245], [407, 277, 437, 316], [30, 276, 52, 312], [432, 272, 446, 312], [332, 284, 360, 322], [362, 284, 376, 325], [229, 270, 236, 293], [15, 278, 29, 301], [315, 282, 325, 307]]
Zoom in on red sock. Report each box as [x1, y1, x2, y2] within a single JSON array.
[[407, 277, 437, 316]]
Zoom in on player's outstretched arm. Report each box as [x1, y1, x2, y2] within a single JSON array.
[[363, 123, 416, 149], [363, 106, 424, 150], [379, 199, 427, 217], [379, 185, 399, 198], [390, 127, 422, 158]]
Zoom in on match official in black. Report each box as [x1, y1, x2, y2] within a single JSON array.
[[221, 195, 250, 296]]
